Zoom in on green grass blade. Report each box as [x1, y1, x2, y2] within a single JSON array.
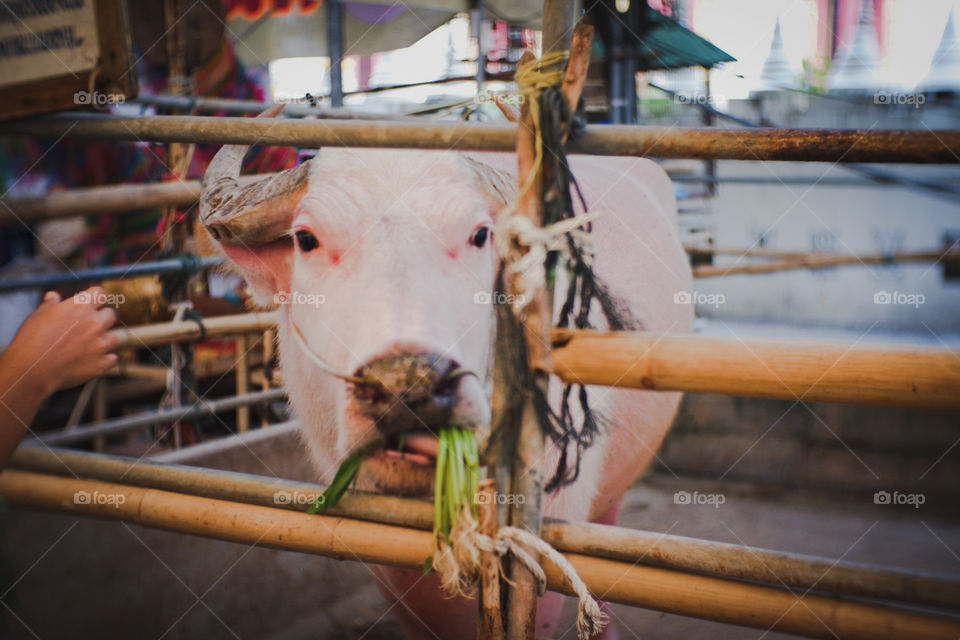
[[309, 453, 363, 514]]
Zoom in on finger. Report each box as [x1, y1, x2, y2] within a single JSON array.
[[94, 306, 117, 331], [42, 291, 62, 305], [100, 330, 120, 352], [73, 286, 107, 308], [98, 353, 119, 372]]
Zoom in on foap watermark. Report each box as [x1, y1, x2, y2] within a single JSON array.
[[873, 290, 925, 308], [474, 291, 526, 306], [273, 490, 324, 506], [874, 490, 925, 509], [874, 91, 925, 108], [74, 490, 126, 509], [475, 491, 526, 505], [674, 490, 725, 508], [74, 290, 125, 306], [74, 90, 125, 108], [673, 92, 724, 107], [674, 290, 725, 308], [477, 91, 525, 107], [274, 291, 326, 308]]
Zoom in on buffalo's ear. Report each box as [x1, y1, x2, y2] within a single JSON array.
[[460, 154, 516, 217], [199, 106, 311, 305], [217, 235, 294, 306]]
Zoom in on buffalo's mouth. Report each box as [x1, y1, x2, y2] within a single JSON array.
[[356, 430, 440, 497], [348, 349, 491, 497]]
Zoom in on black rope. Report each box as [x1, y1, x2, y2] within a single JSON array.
[[530, 84, 613, 492]]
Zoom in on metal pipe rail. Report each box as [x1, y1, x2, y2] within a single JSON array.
[[31, 388, 287, 446], [0, 173, 267, 227], [132, 94, 372, 119], [1, 467, 958, 639], [9, 446, 959, 611], [2, 113, 958, 163], [101, 312, 960, 410], [0, 256, 223, 293], [648, 81, 960, 201]]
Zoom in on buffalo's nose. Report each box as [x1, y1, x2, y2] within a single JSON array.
[[352, 352, 473, 435]]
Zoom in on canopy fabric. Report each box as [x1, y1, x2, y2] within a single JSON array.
[[226, 0, 542, 65], [592, 6, 736, 70], [225, 1, 731, 70]]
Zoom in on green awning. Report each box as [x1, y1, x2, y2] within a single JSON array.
[[592, 7, 735, 70]]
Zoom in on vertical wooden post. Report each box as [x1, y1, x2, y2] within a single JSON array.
[[236, 334, 249, 433], [477, 479, 504, 640], [504, 3, 578, 639], [92, 379, 107, 453], [261, 328, 275, 427], [326, 0, 344, 107]]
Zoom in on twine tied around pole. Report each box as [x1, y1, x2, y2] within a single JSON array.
[[495, 50, 602, 311], [496, 210, 600, 310], [433, 505, 607, 639]]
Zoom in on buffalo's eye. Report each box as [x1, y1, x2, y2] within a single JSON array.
[[295, 229, 320, 252], [469, 226, 491, 248]]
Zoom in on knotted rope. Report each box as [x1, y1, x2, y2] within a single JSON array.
[[496, 210, 600, 310], [433, 504, 607, 639], [494, 51, 601, 312], [159, 301, 197, 448]]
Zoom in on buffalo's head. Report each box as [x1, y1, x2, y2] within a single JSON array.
[[200, 109, 515, 495]]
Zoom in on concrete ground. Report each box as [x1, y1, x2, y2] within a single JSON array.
[[557, 473, 960, 639], [1, 428, 958, 639]]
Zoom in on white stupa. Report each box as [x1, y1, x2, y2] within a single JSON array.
[[827, 0, 884, 92], [918, 8, 960, 93], [755, 17, 797, 92]]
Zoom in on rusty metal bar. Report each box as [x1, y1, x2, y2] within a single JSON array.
[[2, 113, 958, 163]]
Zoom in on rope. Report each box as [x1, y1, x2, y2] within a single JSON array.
[[511, 51, 569, 208], [493, 50, 604, 311], [496, 210, 600, 310], [160, 301, 194, 448], [434, 505, 607, 639], [284, 305, 365, 384]]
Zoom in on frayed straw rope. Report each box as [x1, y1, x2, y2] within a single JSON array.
[[494, 50, 602, 311], [433, 505, 607, 639]]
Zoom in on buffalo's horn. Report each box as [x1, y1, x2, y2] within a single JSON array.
[[200, 104, 311, 246]]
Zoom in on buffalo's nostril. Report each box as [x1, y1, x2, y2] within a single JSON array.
[[352, 352, 464, 434]]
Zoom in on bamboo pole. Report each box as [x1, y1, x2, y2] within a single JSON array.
[[10, 446, 960, 610], [92, 379, 107, 453], [550, 329, 960, 411], [2, 469, 958, 640], [504, 45, 551, 639], [0, 174, 268, 227], [109, 311, 277, 349], [3, 114, 958, 163], [95, 313, 960, 410], [477, 479, 504, 640], [692, 250, 957, 277], [502, 11, 589, 637], [235, 334, 250, 434]]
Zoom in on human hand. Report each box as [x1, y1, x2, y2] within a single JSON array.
[[2, 287, 119, 398]]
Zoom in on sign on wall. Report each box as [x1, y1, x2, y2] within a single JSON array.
[[0, 0, 137, 120]]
